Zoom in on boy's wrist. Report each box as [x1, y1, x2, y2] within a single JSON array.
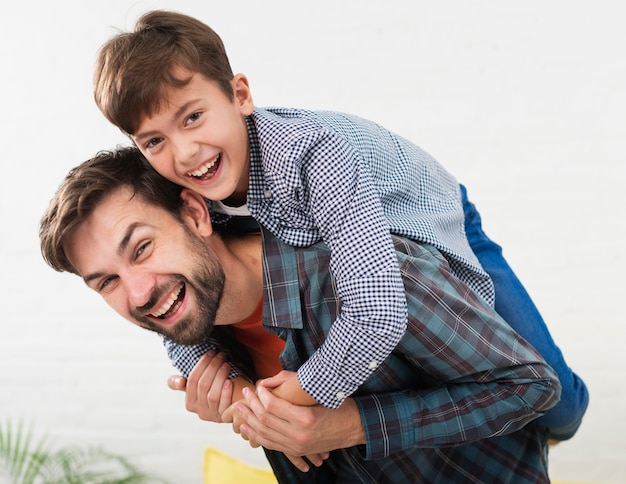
[[272, 374, 318, 406]]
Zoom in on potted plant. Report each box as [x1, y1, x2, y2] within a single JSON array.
[[0, 420, 169, 484]]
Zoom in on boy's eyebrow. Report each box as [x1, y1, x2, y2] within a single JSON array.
[[134, 100, 199, 142], [82, 222, 142, 284]]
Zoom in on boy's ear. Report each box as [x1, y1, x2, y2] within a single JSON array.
[[232, 73, 254, 116], [179, 189, 213, 237]]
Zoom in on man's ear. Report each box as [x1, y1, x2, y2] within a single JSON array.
[[179, 189, 213, 237], [232, 73, 254, 116]]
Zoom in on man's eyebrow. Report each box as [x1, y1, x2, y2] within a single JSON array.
[[118, 222, 142, 256], [134, 100, 199, 142], [83, 271, 105, 285], [82, 222, 142, 284]]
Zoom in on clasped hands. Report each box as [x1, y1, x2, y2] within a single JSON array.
[[167, 351, 364, 473]]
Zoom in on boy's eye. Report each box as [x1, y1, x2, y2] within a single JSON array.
[[146, 137, 162, 149], [185, 112, 201, 126]]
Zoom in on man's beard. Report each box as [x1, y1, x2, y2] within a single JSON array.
[[130, 227, 225, 345]]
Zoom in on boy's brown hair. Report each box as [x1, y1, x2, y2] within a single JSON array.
[[40, 146, 184, 275], [94, 10, 234, 136]]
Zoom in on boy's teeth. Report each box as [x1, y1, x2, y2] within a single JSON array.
[[189, 155, 219, 177]]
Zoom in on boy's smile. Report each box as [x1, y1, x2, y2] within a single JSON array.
[[187, 153, 222, 181], [132, 69, 255, 205]]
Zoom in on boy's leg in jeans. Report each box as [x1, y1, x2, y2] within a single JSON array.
[[460, 184, 589, 441]]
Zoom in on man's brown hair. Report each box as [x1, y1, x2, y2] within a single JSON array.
[[40, 146, 184, 275], [94, 10, 235, 136]]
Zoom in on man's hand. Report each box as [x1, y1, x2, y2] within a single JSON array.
[[233, 385, 365, 471], [167, 351, 252, 423]]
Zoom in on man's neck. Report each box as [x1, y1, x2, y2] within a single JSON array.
[[217, 232, 264, 326]]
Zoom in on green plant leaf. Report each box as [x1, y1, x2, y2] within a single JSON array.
[[1, 419, 170, 484]]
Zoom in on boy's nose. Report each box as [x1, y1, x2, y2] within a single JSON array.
[[172, 138, 198, 167]]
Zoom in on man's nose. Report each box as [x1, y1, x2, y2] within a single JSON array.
[[125, 270, 157, 308]]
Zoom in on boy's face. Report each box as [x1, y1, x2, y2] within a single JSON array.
[[132, 69, 254, 205], [63, 186, 227, 345]]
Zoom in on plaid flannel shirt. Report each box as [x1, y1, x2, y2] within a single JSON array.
[[165, 228, 559, 483]]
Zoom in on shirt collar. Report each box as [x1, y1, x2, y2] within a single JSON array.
[[245, 113, 266, 201]]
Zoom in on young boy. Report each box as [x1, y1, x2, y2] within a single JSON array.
[[93, 10, 587, 437]]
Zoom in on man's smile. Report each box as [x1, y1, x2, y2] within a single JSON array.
[[150, 282, 186, 321]]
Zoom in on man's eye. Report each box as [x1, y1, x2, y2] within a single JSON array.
[[99, 276, 116, 291], [136, 241, 151, 259]]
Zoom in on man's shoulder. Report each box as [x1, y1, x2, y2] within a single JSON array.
[[391, 235, 447, 266]]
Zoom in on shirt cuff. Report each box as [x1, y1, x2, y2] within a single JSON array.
[[353, 391, 416, 460], [296, 349, 361, 409], [163, 338, 244, 381]]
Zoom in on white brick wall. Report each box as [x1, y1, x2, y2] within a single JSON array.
[[2, 1, 624, 482]]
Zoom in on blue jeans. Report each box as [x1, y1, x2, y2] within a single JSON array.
[[461, 184, 589, 440]]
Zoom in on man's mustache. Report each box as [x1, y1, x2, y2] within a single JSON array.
[[135, 277, 185, 315]]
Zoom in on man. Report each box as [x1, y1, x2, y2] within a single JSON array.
[[40, 146, 560, 483]]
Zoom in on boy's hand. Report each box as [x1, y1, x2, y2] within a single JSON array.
[[260, 370, 317, 406]]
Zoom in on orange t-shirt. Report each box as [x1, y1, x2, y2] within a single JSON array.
[[232, 298, 285, 378]]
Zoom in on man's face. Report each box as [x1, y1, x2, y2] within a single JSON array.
[[64, 187, 224, 345], [131, 69, 254, 206]]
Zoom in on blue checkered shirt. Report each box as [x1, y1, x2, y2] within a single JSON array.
[[165, 229, 559, 483], [214, 107, 494, 408]]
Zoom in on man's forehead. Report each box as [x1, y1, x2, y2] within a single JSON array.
[[101, 187, 166, 227], [74, 187, 157, 242], [65, 188, 161, 279]]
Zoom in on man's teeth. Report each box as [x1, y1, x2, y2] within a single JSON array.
[[189, 155, 219, 177], [152, 285, 183, 318]]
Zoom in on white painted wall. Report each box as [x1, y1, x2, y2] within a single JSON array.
[[2, 1, 624, 482]]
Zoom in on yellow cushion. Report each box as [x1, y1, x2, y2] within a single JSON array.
[[202, 451, 598, 484], [204, 447, 277, 484]]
